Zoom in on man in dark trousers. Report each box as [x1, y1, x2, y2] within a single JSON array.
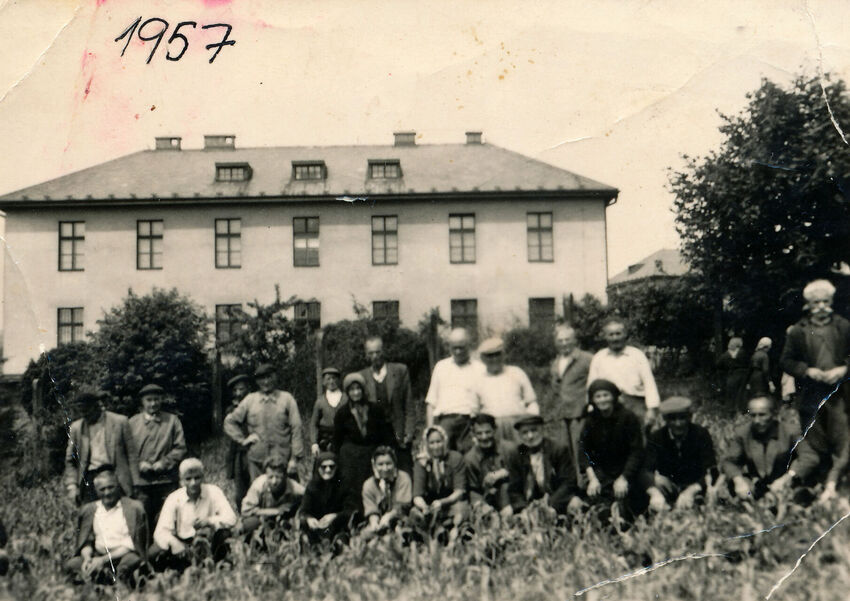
[[358, 336, 415, 473], [224, 374, 253, 507], [64, 390, 139, 505]]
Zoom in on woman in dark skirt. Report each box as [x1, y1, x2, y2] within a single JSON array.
[[332, 373, 396, 514], [310, 367, 347, 456], [300, 451, 353, 547]]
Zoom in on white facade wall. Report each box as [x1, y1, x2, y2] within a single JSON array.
[[2, 197, 607, 374]]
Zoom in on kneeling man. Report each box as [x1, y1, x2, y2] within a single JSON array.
[[464, 414, 512, 517]]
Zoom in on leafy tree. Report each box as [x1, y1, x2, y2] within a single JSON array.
[[570, 294, 610, 351], [670, 73, 850, 343], [91, 288, 212, 440]]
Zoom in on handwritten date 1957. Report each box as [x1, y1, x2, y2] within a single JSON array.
[[115, 17, 235, 64]]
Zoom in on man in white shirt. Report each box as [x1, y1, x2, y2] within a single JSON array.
[[587, 317, 660, 427], [425, 328, 485, 452], [150, 458, 237, 571], [65, 469, 148, 585], [476, 337, 539, 442]]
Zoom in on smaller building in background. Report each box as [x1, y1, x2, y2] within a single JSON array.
[[607, 248, 688, 295]]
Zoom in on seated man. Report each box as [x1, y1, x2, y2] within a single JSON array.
[[65, 468, 148, 586], [300, 452, 353, 546], [241, 453, 305, 538], [362, 446, 413, 537], [464, 414, 512, 517], [504, 415, 582, 515], [723, 396, 798, 501], [580, 379, 646, 519], [644, 397, 716, 512], [150, 458, 237, 571], [411, 426, 469, 535]]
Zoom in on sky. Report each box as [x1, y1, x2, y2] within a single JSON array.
[[0, 0, 849, 277]]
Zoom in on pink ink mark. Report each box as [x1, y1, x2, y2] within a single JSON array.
[[83, 76, 93, 100]]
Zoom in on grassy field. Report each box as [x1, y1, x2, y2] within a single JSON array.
[[2, 378, 850, 600]]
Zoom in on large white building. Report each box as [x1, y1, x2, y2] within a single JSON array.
[[0, 131, 617, 375]]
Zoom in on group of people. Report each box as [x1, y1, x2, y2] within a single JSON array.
[[57, 278, 850, 586]]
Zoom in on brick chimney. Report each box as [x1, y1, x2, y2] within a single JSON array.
[[465, 131, 482, 144], [393, 131, 416, 146], [155, 136, 182, 150], [204, 135, 236, 150]]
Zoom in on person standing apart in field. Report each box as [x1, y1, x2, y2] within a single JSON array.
[[129, 383, 187, 530], [65, 390, 140, 505], [224, 364, 303, 481], [549, 325, 593, 480], [780, 279, 850, 431], [747, 337, 775, 400], [716, 337, 750, 410], [224, 374, 253, 508], [587, 317, 660, 429], [425, 328, 485, 452], [358, 336, 416, 473], [310, 367, 347, 456], [475, 337, 539, 443]]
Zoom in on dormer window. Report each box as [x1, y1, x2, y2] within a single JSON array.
[[216, 163, 252, 182], [369, 160, 401, 179], [292, 161, 327, 181]]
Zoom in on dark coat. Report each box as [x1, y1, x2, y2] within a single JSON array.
[[64, 412, 140, 497], [301, 476, 353, 520], [722, 420, 796, 485], [549, 350, 593, 420], [358, 363, 414, 444], [73, 497, 148, 559], [644, 423, 716, 488], [580, 404, 643, 485], [780, 314, 850, 409], [504, 438, 580, 512]]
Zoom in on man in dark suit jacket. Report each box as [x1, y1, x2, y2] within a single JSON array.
[[65, 469, 148, 585], [359, 336, 415, 473], [504, 415, 582, 515], [64, 391, 140, 504], [549, 325, 593, 480]]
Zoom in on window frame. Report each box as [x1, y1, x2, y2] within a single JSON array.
[[215, 162, 252, 183], [527, 211, 554, 263], [294, 300, 322, 329], [292, 161, 327, 181], [136, 219, 164, 270], [215, 218, 242, 269], [371, 215, 399, 265], [450, 298, 478, 339], [293, 217, 320, 267], [449, 213, 476, 264], [215, 303, 243, 346], [57, 307, 84, 345], [368, 160, 402, 179], [528, 297, 556, 331], [372, 300, 400, 322], [58, 221, 85, 272]]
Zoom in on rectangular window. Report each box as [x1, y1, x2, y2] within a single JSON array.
[[215, 304, 243, 346], [215, 218, 241, 268], [527, 212, 554, 262], [369, 160, 401, 179], [294, 301, 321, 329], [373, 300, 400, 322], [292, 161, 326, 181], [293, 217, 320, 267], [449, 214, 476, 264], [58, 221, 85, 271], [371, 215, 398, 265], [57, 307, 84, 345], [137, 220, 164, 270], [451, 299, 478, 339], [215, 163, 252, 182], [529, 297, 556, 331]]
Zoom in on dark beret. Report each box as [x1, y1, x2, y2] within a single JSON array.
[[139, 383, 164, 396], [73, 390, 103, 407], [254, 364, 276, 378], [322, 367, 341, 377], [227, 374, 251, 388], [587, 378, 621, 400]]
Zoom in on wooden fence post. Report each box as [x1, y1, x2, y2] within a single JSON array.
[[211, 351, 223, 432], [315, 329, 324, 399]]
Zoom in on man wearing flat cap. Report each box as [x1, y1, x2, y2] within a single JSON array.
[[310, 366, 347, 456], [358, 336, 415, 473], [224, 374, 253, 506], [129, 383, 188, 528], [475, 337, 539, 443], [224, 364, 304, 481], [643, 397, 716, 512], [503, 414, 582, 515], [64, 390, 140, 505]]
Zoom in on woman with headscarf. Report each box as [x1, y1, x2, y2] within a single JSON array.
[[410, 425, 468, 535], [747, 337, 775, 403], [332, 373, 396, 513], [716, 337, 749, 411], [580, 379, 646, 520], [310, 367, 347, 456], [361, 446, 413, 536], [300, 451, 352, 546]]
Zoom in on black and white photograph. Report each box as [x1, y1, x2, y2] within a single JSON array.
[[0, 1, 849, 599]]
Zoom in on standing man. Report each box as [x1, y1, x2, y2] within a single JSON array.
[[224, 374, 252, 507], [475, 337, 539, 442], [64, 390, 139, 505], [129, 383, 187, 528], [358, 336, 416, 473], [587, 317, 660, 428], [549, 325, 593, 479], [425, 328, 485, 452], [224, 364, 303, 481], [780, 279, 850, 430]]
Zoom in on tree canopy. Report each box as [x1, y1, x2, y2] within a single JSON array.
[[670, 73, 850, 341]]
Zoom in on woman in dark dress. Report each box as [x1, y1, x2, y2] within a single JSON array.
[[300, 451, 352, 546], [332, 373, 396, 514], [310, 367, 347, 455], [716, 337, 749, 411], [747, 337, 774, 402]]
